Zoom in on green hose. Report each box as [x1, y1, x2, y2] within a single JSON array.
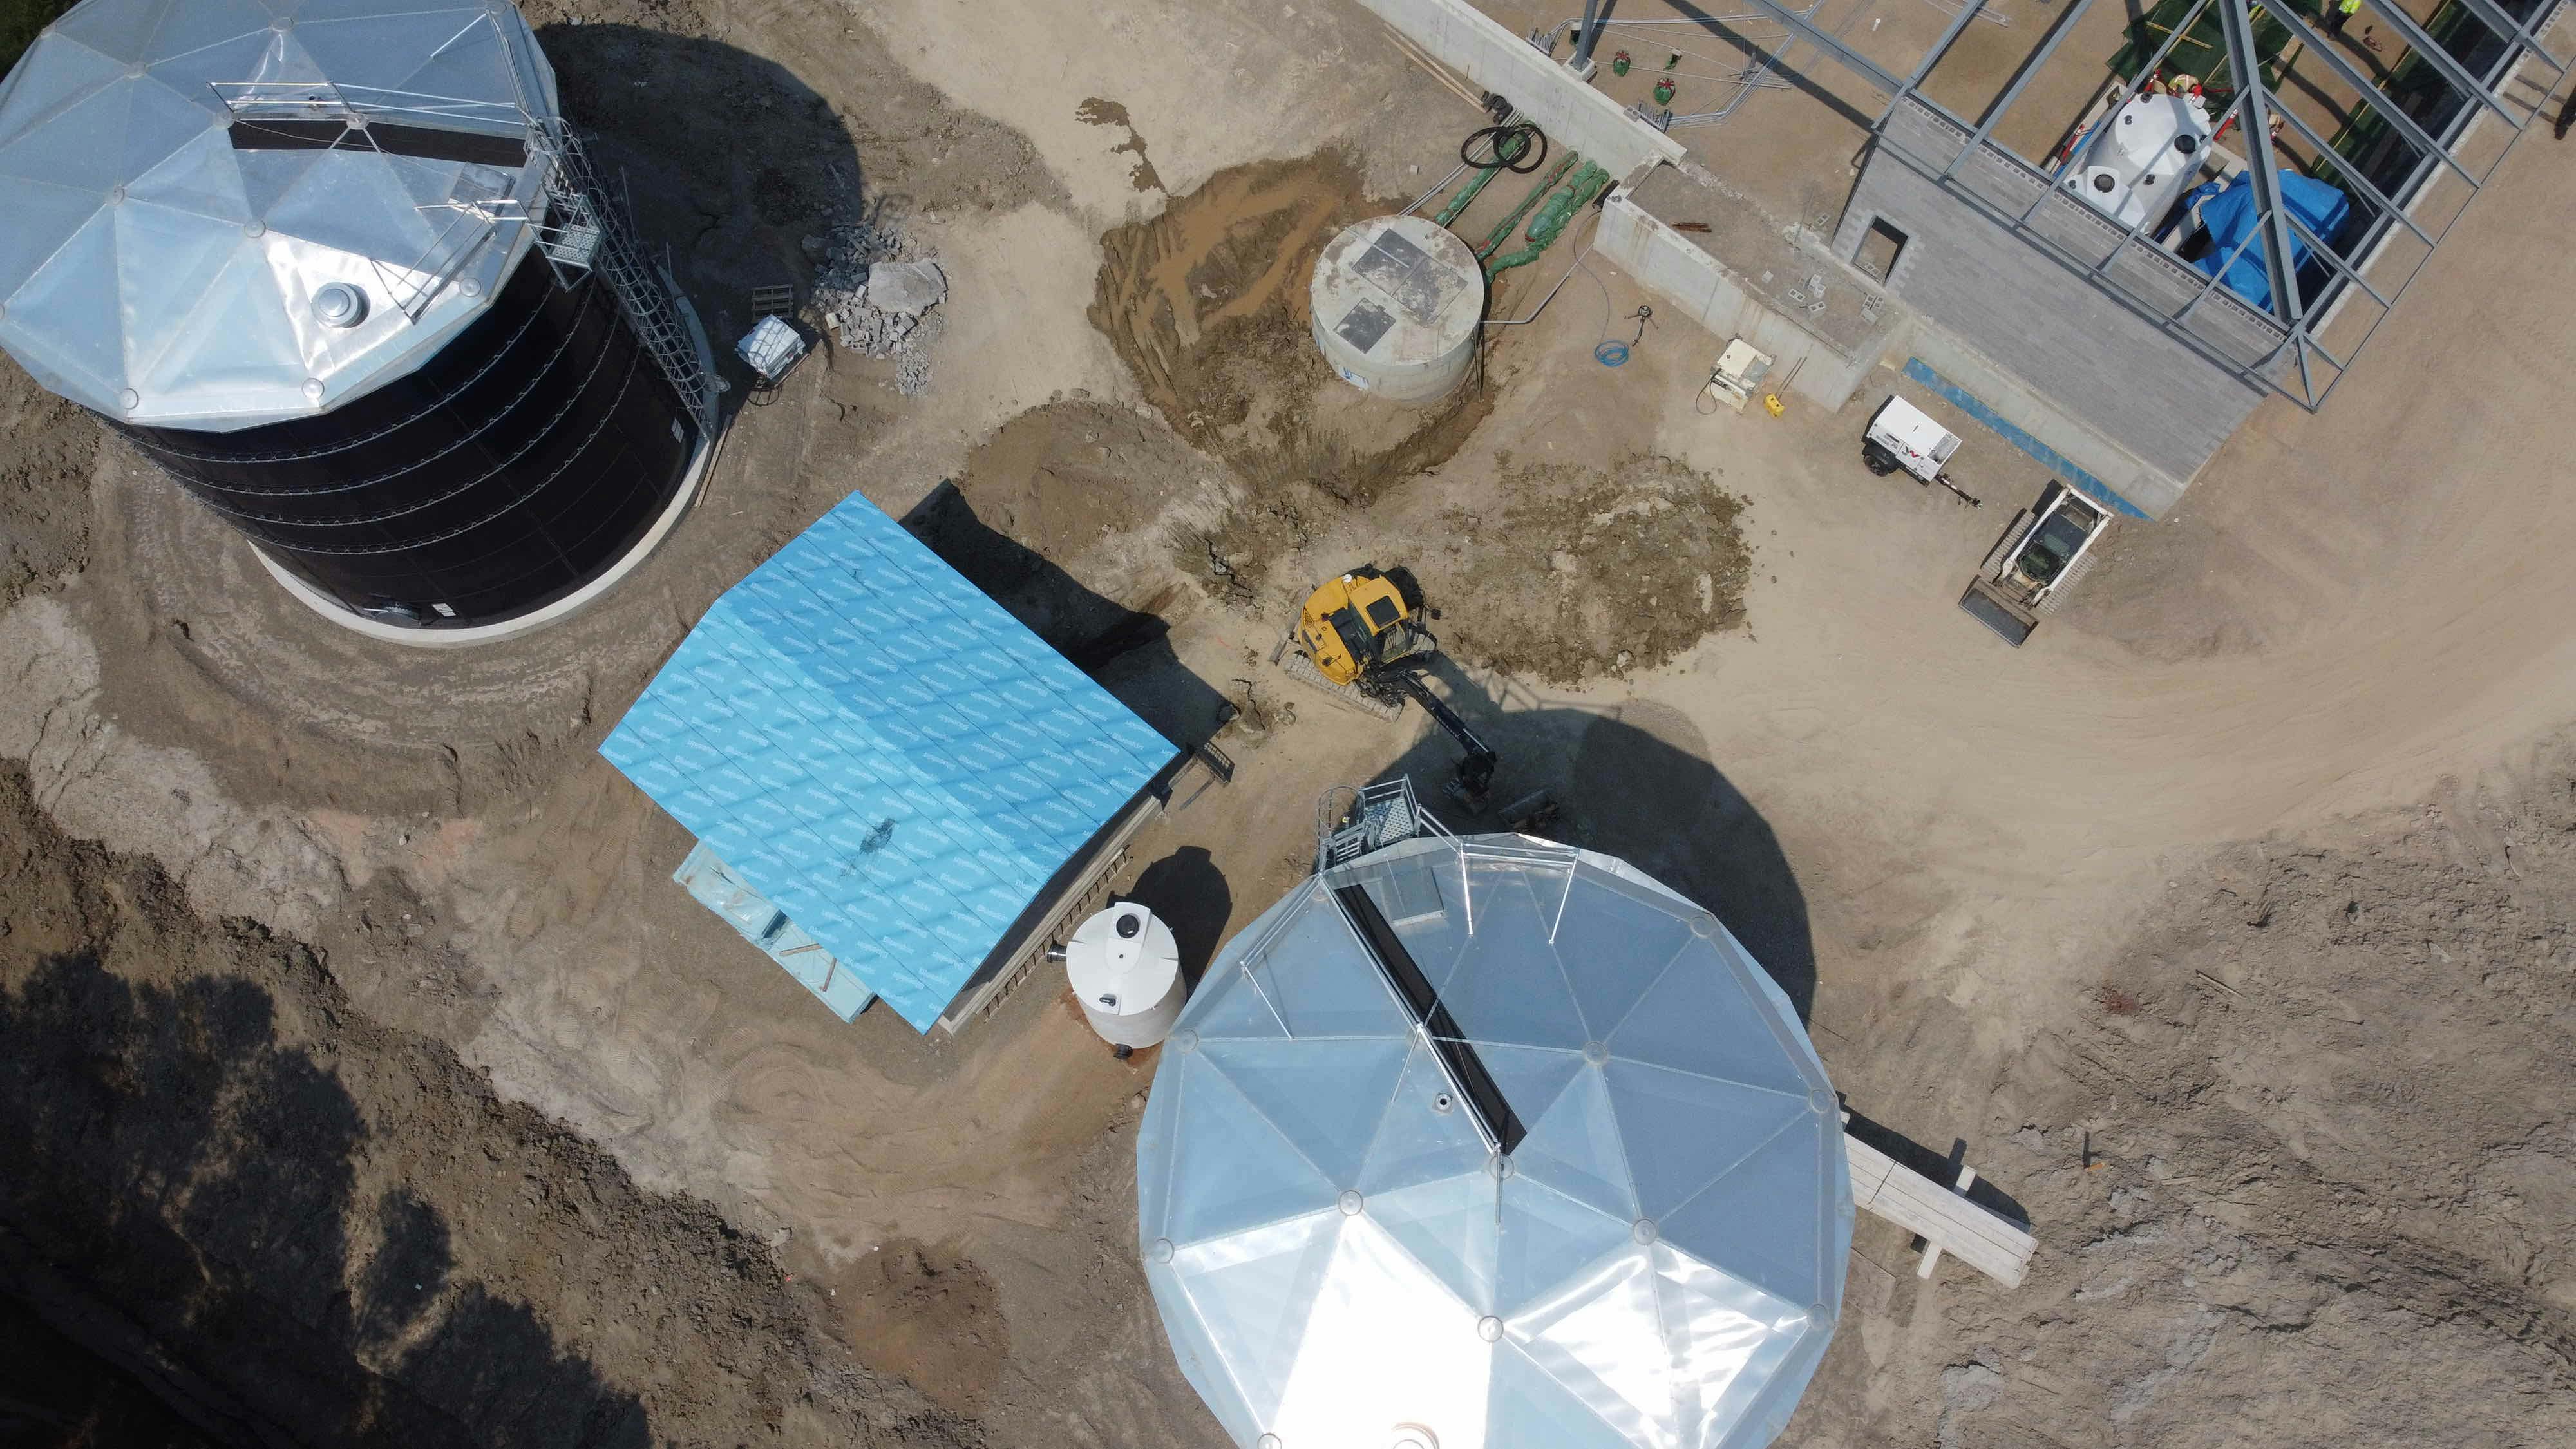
[[1485, 162, 1610, 280], [1477, 155, 1578, 261]]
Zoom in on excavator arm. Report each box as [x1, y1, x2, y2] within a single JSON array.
[[1390, 668, 1497, 808]]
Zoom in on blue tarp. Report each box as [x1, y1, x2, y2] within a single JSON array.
[[2187, 169, 2351, 312], [601, 493, 1175, 1031]]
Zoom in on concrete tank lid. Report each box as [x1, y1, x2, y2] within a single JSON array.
[[0, 0, 563, 431], [1066, 903, 1180, 1018], [1310, 214, 1482, 365]]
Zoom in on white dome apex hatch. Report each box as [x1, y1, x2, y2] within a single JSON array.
[[1138, 829, 1852, 1449]]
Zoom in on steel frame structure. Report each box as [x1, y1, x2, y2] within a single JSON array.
[[1703, 0, 2569, 408]]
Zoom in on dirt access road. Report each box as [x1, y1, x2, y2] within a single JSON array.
[[4, 0, 2575, 1444]]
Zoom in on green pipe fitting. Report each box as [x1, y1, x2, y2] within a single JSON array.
[[1485, 162, 1610, 280], [1477, 154, 1579, 260]]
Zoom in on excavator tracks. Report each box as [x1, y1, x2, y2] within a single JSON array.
[[1274, 643, 1405, 721]]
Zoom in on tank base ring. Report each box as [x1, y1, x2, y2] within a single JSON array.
[[248, 426, 717, 649]]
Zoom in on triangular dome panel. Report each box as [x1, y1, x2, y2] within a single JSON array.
[[1368, 1171, 1499, 1314], [1200, 1036, 1412, 1191], [1495, 1174, 1633, 1316], [1602, 1059, 1809, 1219], [1511, 1062, 1636, 1220], [1169, 1210, 1345, 1426], [1655, 1110, 1841, 1306], [1164, 1051, 1343, 1245], [1357, 1041, 1492, 1196], [1486, 1339, 1639, 1449], [1607, 939, 1814, 1097], [1551, 873, 1696, 1040]]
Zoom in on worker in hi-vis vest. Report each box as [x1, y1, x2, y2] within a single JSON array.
[[2325, 0, 2361, 37]]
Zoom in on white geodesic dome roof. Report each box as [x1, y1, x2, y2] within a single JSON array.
[[0, 0, 560, 428], [1137, 833, 1852, 1449]]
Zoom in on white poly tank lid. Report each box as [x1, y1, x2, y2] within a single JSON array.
[[1310, 215, 1482, 368], [1065, 904, 1180, 1019]]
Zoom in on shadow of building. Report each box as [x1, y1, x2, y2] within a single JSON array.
[[899, 481, 1233, 751]]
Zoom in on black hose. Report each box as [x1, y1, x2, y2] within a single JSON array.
[[1460, 122, 1547, 175]]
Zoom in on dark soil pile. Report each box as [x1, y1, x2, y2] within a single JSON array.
[[0, 762, 981, 1449]]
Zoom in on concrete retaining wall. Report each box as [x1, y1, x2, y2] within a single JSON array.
[[1835, 146, 2261, 512], [1347, 0, 1683, 176], [1596, 187, 1879, 409]]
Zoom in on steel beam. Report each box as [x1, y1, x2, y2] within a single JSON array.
[[1940, 0, 2106, 180], [1698, 0, 1907, 93], [2281, 205, 2389, 307], [2262, 84, 2436, 247], [2450, 0, 2567, 73], [2216, 0, 2308, 323], [2254, 0, 2481, 188], [2362, 0, 2527, 129], [1877, 0, 1988, 128], [2021, 0, 2221, 225], [2175, 214, 2273, 324]]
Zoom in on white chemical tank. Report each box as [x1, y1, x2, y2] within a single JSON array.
[[1309, 216, 1484, 403], [2073, 88, 2214, 229], [1065, 903, 1186, 1050]]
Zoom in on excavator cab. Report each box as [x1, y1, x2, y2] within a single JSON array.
[[1294, 566, 1435, 689], [1279, 565, 1497, 808]]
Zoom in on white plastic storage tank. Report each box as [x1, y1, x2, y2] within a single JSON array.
[[2072, 88, 2215, 230], [1310, 216, 1482, 403], [1063, 903, 1185, 1050], [0, 0, 714, 645]]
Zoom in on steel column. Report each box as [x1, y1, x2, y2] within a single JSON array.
[[2215, 0, 2309, 324], [1573, 1, 1607, 68]]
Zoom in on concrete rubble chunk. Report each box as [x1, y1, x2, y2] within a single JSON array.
[[865, 260, 947, 318]]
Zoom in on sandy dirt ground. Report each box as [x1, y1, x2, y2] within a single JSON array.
[[5, 0, 2576, 1444]]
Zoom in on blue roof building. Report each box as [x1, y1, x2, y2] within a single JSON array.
[[601, 491, 1179, 1031]]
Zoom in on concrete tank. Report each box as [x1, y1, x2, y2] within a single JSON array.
[[1065, 903, 1185, 1050], [1309, 216, 1483, 403]]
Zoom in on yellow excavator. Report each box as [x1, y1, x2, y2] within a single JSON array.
[[1273, 566, 1499, 808]]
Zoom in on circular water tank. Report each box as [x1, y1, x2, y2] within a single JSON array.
[[1309, 216, 1483, 404], [0, 0, 710, 643], [1065, 903, 1186, 1050]]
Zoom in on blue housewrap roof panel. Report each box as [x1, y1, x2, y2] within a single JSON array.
[[600, 492, 1175, 1030]]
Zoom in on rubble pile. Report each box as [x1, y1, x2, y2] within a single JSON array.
[[805, 223, 948, 395]]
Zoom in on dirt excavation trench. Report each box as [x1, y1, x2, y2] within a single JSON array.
[[0, 764, 979, 1449]]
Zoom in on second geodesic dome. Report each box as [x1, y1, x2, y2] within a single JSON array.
[[1137, 829, 1852, 1449]]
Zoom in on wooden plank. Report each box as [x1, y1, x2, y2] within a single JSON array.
[[1844, 1131, 2035, 1288]]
